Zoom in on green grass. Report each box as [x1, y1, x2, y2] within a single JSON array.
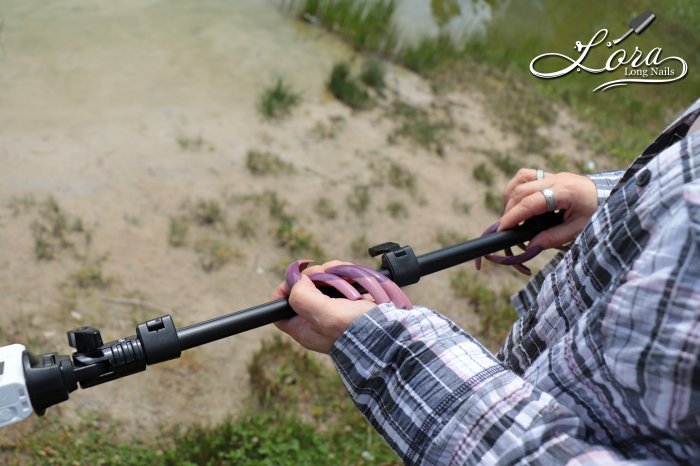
[[194, 239, 237, 272], [314, 197, 338, 219], [451, 198, 472, 215], [176, 135, 205, 152], [484, 191, 502, 214], [168, 217, 189, 247], [360, 58, 386, 95], [299, 0, 398, 54], [387, 102, 452, 156], [488, 151, 520, 177], [258, 78, 301, 120], [245, 150, 295, 176], [346, 184, 371, 215], [472, 162, 494, 186], [30, 197, 91, 261], [68, 260, 111, 289], [386, 200, 408, 219], [191, 199, 225, 227], [328, 62, 371, 110]]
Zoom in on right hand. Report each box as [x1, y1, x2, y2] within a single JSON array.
[[498, 169, 598, 250]]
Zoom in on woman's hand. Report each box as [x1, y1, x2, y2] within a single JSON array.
[[499, 169, 598, 250], [271, 261, 377, 354]]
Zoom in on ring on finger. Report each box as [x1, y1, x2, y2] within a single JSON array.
[[540, 188, 556, 212], [536, 168, 545, 181]]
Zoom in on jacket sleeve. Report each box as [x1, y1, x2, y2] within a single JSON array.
[[586, 170, 625, 206], [330, 303, 671, 466]]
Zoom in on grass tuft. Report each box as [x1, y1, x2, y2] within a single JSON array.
[[195, 239, 237, 272], [258, 78, 301, 120], [346, 184, 371, 215], [472, 162, 494, 186], [387, 102, 452, 156], [360, 58, 386, 95], [246, 150, 295, 176], [328, 62, 371, 110]]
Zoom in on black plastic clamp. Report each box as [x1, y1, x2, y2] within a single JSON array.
[[136, 315, 181, 365], [370, 243, 421, 287]]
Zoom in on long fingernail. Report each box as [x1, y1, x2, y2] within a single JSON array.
[[307, 273, 362, 300], [326, 265, 390, 304], [285, 259, 313, 288]]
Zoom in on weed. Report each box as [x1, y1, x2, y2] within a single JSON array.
[[360, 58, 386, 95], [168, 217, 189, 247], [30, 197, 90, 261], [484, 191, 502, 214], [68, 257, 111, 289], [299, 0, 398, 53], [545, 153, 571, 173], [387, 161, 417, 195], [388, 102, 452, 156], [328, 62, 371, 110], [192, 199, 225, 227], [309, 115, 345, 140], [346, 184, 371, 215], [195, 239, 236, 272], [235, 218, 256, 239], [246, 150, 295, 176], [452, 198, 472, 215], [7, 194, 35, 216], [399, 32, 461, 73], [472, 162, 494, 186], [276, 220, 325, 260], [386, 200, 408, 218], [489, 151, 520, 177], [314, 197, 337, 219], [258, 78, 301, 120], [177, 134, 205, 152]]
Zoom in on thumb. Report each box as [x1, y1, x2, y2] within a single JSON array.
[[287, 274, 332, 320]]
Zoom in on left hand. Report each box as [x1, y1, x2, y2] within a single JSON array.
[[271, 261, 377, 354]]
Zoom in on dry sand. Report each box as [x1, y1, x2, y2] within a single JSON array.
[[0, 0, 595, 435]]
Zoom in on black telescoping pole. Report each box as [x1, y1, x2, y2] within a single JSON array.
[[176, 212, 563, 351]]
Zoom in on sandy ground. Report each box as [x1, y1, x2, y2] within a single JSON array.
[[0, 0, 595, 435]]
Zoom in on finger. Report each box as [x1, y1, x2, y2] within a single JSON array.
[[528, 217, 587, 250], [308, 272, 362, 300], [503, 168, 538, 205], [498, 190, 549, 231], [325, 265, 390, 304], [302, 260, 351, 276], [270, 280, 291, 300], [503, 179, 551, 215], [287, 274, 334, 321]]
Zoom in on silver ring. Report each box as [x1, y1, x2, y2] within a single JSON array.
[[536, 169, 545, 181], [541, 188, 556, 212]]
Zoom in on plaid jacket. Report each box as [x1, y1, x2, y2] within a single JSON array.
[[330, 99, 700, 465]]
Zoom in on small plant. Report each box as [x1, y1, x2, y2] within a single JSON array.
[[346, 185, 371, 215], [314, 197, 337, 219], [472, 162, 494, 186], [484, 191, 502, 214], [31, 197, 90, 260], [258, 78, 301, 120], [360, 58, 386, 95], [168, 217, 189, 247], [386, 200, 408, 218], [177, 134, 205, 152], [452, 198, 472, 215], [68, 258, 111, 289], [235, 218, 256, 239], [192, 199, 225, 227], [195, 239, 236, 272], [387, 161, 417, 195], [491, 151, 520, 176], [328, 62, 371, 110], [246, 150, 295, 176], [7, 194, 35, 216], [309, 115, 345, 140], [388, 102, 452, 156]]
